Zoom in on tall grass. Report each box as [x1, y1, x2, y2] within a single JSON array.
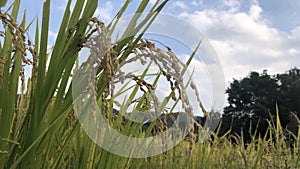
[[127, 110, 300, 169], [0, 0, 171, 168], [1, 0, 299, 169]]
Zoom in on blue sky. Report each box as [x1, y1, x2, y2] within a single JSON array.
[[5, 0, 300, 112]]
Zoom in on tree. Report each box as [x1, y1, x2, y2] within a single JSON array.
[[276, 68, 300, 126], [219, 68, 300, 143]]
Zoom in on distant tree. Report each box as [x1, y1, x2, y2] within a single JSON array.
[[276, 68, 300, 126], [219, 68, 300, 143]]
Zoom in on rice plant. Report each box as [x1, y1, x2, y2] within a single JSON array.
[[0, 0, 202, 168], [1, 0, 300, 169]]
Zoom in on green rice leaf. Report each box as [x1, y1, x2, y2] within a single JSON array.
[[0, 0, 7, 8]]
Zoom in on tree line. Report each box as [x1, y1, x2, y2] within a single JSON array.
[[218, 67, 300, 143]]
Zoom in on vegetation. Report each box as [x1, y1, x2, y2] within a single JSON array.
[[0, 0, 299, 169], [220, 68, 300, 144]]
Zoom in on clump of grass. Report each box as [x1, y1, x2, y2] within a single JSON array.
[[1, 0, 205, 168], [1, 0, 300, 169], [130, 117, 299, 169], [76, 19, 208, 159]]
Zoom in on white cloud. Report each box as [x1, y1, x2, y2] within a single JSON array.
[[48, 30, 58, 46], [176, 1, 300, 104], [171, 1, 189, 10], [95, 1, 114, 22], [290, 26, 300, 38], [191, 0, 203, 6], [224, 0, 241, 12], [249, 4, 262, 20], [48, 30, 57, 39], [288, 48, 297, 56]]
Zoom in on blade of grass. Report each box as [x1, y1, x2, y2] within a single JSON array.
[[32, 0, 50, 133], [0, 0, 21, 165], [10, 106, 73, 169], [0, 0, 7, 8], [121, 0, 150, 40], [107, 0, 131, 36]]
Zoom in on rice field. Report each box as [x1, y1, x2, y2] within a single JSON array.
[[0, 0, 299, 168]]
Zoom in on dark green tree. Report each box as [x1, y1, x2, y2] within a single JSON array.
[[276, 68, 300, 126], [219, 68, 300, 143]]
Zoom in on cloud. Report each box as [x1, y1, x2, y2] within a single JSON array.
[[249, 4, 262, 20], [177, 1, 300, 87], [171, 1, 189, 10], [48, 30, 57, 39], [48, 30, 58, 47], [223, 0, 241, 12], [191, 0, 204, 6], [95, 1, 114, 22], [290, 26, 300, 38]]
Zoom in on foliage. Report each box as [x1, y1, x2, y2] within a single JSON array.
[[0, 0, 174, 168], [220, 68, 300, 143], [276, 68, 300, 122], [130, 115, 300, 169], [1, 0, 299, 168], [0, 0, 209, 168]]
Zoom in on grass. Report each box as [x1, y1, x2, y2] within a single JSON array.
[[130, 120, 300, 169], [0, 0, 300, 168]]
